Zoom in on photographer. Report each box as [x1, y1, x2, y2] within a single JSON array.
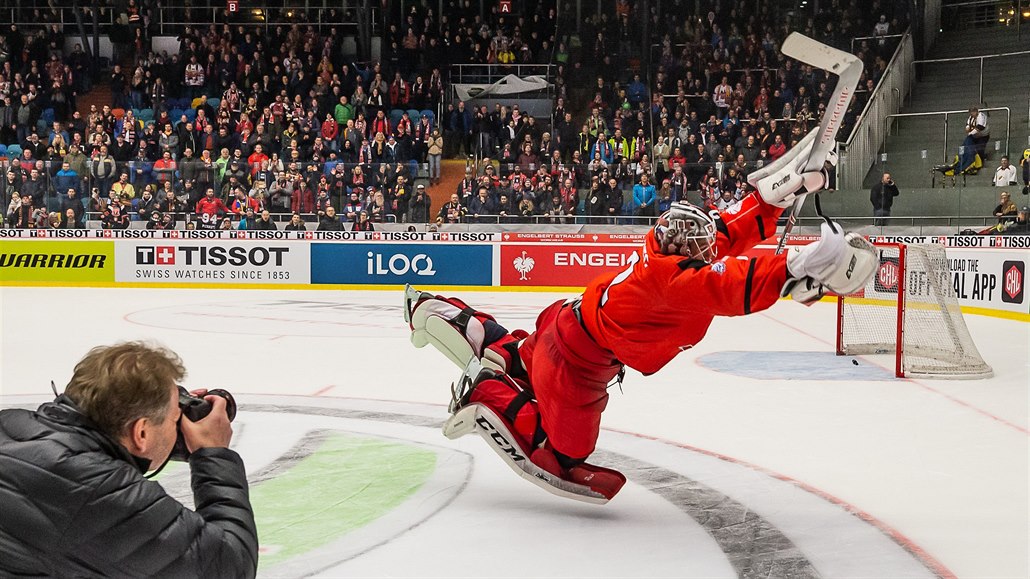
[[0, 342, 258, 577], [870, 172, 899, 227]]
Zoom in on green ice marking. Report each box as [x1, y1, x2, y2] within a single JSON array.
[[252, 432, 436, 569]]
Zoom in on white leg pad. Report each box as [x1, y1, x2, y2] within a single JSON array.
[[457, 403, 610, 505], [409, 298, 504, 372]]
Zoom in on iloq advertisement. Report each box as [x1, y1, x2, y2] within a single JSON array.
[[311, 243, 492, 285]]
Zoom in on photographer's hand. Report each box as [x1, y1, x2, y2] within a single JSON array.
[[180, 395, 233, 452]]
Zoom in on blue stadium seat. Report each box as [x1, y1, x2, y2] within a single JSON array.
[[41, 108, 55, 124], [406, 109, 421, 123], [207, 98, 221, 110], [388, 109, 405, 127], [0, 144, 7, 158], [420, 110, 436, 128], [169, 108, 184, 121], [138, 108, 154, 121], [131, 108, 142, 119], [7, 144, 22, 158], [183, 109, 197, 122]]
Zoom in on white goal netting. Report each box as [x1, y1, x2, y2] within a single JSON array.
[[838, 243, 993, 379]]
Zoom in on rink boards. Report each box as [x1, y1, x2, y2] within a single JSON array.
[[1, 230, 1027, 319]]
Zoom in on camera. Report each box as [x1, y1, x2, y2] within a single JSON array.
[[168, 387, 236, 461]]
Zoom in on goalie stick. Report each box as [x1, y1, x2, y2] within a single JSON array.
[[773, 33, 862, 255]]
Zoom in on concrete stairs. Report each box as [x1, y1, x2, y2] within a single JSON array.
[[866, 28, 1030, 192]]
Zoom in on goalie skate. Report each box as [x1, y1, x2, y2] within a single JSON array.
[[451, 402, 613, 505], [404, 284, 520, 374], [442, 358, 621, 504]]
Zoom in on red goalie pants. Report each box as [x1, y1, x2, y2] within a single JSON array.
[[469, 300, 622, 461]]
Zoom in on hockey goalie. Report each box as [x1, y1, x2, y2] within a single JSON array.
[[404, 35, 876, 504]]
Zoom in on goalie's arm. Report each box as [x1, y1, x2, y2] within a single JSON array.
[[670, 255, 790, 317], [711, 193, 786, 257], [672, 222, 879, 315]]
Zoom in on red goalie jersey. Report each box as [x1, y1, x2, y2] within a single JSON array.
[[580, 193, 789, 375]]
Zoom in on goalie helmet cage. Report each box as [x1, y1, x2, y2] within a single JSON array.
[[836, 242, 993, 379]]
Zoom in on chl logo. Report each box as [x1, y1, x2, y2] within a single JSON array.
[[1001, 261, 1024, 304], [875, 259, 899, 293], [136, 246, 176, 265]]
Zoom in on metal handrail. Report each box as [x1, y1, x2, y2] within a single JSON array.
[[846, 31, 913, 147], [912, 50, 1030, 103], [1, 5, 380, 37], [449, 64, 555, 85], [884, 106, 1011, 162], [839, 31, 914, 189], [850, 33, 905, 53], [941, 0, 1013, 7]]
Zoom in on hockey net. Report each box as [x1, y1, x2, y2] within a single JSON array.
[[836, 243, 993, 379]]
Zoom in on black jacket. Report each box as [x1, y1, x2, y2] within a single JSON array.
[[0, 397, 258, 578], [317, 215, 345, 231], [870, 180, 900, 212]]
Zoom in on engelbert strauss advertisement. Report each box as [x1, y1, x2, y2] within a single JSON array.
[[114, 241, 310, 284]]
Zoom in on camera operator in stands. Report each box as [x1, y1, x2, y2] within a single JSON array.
[[0, 342, 257, 578]]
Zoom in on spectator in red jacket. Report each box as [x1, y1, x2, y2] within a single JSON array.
[[321, 115, 339, 151], [389, 72, 410, 109], [247, 144, 269, 178], [768, 135, 787, 162], [195, 188, 229, 221], [292, 180, 315, 214]]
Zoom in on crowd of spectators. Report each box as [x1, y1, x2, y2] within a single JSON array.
[[1, 0, 912, 229]]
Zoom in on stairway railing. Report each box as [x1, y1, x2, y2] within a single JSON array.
[[912, 50, 1030, 103], [884, 106, 1011, 163], [838, 33, 915, 190]]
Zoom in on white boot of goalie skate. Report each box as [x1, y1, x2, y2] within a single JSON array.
[[404, 284, 508, 372]]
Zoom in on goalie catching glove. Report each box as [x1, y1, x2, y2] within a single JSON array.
[[749, 127, 838, 208], [783, 221, 877, 302]]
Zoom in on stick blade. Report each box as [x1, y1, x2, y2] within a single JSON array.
[[780, 32, 861, 72]]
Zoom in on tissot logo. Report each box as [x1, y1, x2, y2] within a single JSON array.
[[136, 246, 176, 265], [135, 246, 288, 267]]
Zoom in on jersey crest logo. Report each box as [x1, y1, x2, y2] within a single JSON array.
[[711, 261, 726, 275]]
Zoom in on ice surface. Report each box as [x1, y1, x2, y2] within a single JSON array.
[[1, 287, 1026, 578]]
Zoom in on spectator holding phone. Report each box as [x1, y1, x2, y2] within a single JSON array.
[[870, 172, 900, 226]]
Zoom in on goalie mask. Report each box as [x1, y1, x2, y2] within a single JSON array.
[[655, 202, 718, 261]]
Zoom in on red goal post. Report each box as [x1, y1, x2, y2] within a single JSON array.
[[835, 242, 993, 379]]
